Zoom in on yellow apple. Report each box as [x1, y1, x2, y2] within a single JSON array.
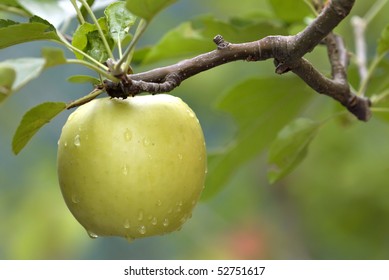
[[57, 94, 207, 241]]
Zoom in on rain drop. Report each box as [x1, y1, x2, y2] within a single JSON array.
[[87, 230, 98, 239], [186, 109, 195, 118], [176, 201, 183, 212], [68, 113, 75, 122], [124, 219, 130, 229], [71, 194, 80, 204], [124, 129, 132, 142], [138, 210, 144, 221], [151, 217, 158, 226], [64, 141, 68, 148], [142, 138, 150, 146], [163, 218, 169, 227], [180, 215, 188, 224], [122, 164, 128, 176], [138, 225, 146, 235], [156, 200, 162, 207], [177, 153, 183, 160], [74, 134, 81, 147]]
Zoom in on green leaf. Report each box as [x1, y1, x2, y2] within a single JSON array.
[[142, 22, 213, 64], [202, 76, 312, 200], [12, 102, 66, 155], [1, 0, 22, 6], [0, 67, 16, 102], [195, 15, 287, 42], [18, 0, 67, 27], [267, 118, 322, 184], [269, 0, 311, 23], [67, 75, 100, 85], [0, 19, 18, 27], [0, 51, 66, 103], [0, 0, 29, 15], [71, 18, 114, 62], [41, 47, 67, 67], [378, 24, 389, 55], [0, 16, 60, 49], [0, 58, 46, 102], [126, 0, 177, 21], [86, 30, 113, 62], [142, 15, 287, 64], [105, 1, 136, 43]]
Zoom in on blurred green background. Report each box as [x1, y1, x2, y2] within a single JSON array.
[[1, 0, 389, 259]]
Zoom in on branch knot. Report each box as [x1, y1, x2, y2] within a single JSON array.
[[213, 34, 230, 49]]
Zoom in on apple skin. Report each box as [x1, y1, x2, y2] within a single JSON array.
[[57, 94, 207, 240]]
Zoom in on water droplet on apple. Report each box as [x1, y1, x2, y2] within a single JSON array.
[[138, 210, 144, 221], [87, 230, 98, 239], [142, 138, 150, 146], [176, 201, 183, 212], [71, 194, 80, 204], [177, 153, 183, 160], [156, 200, 162, 207], [186, 109, 195, 118], [151, 217, 158, 225], [68, 113, 74, 122], [122, 164, 128, 176], [64, 141, 68, 148], [163, 218, 169, 227], [179, 215, 188, 224], [138, 225, 146, 235], [124, 219, 130, 229], [74, 134, 81, 147], [124, 129, 132, 141]]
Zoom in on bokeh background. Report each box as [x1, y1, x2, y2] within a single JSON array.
[[1, 0, 389, 259]]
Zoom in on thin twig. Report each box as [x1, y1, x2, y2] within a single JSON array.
[[351, 16, 368, 94], [70, 0, 85, 25]]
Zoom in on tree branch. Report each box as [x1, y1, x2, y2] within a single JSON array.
[[102, 0, 371, 121]]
